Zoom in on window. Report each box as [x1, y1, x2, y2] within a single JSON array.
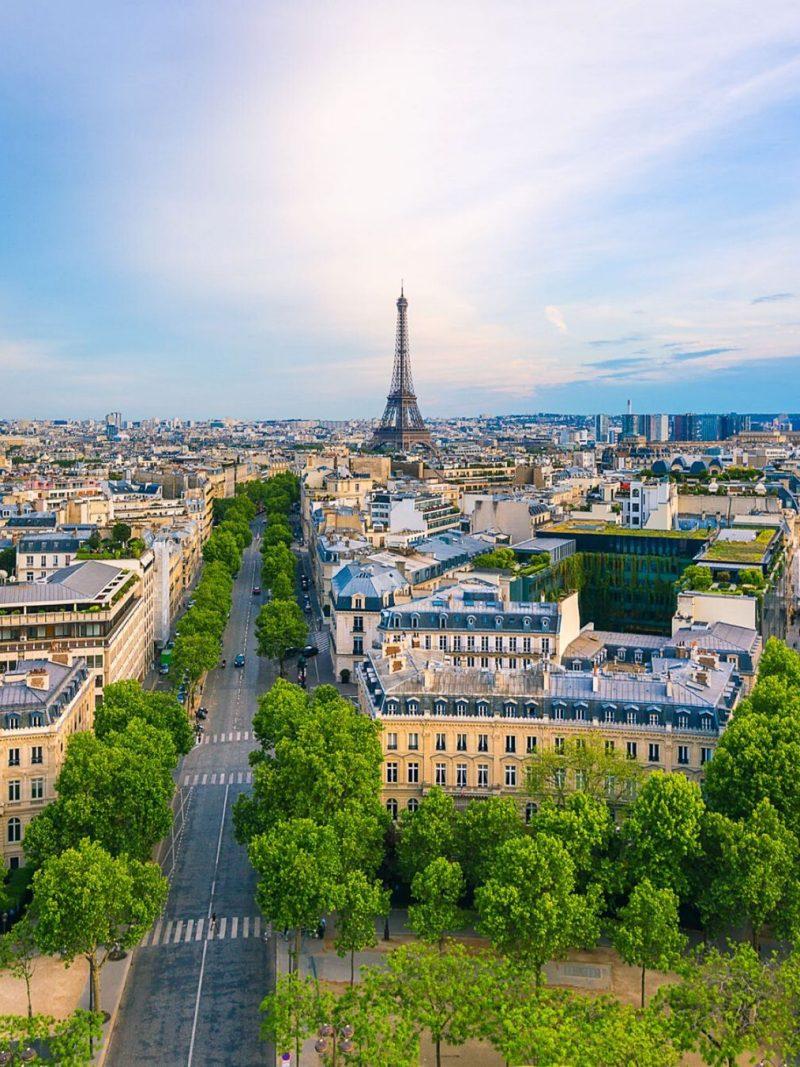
[[508, 657, 517, 669], [386, 762, 398, 784], [7, 818, 21, 844], [424, 635, 431, 650], [525, 801, 537, 824], [480, 636, 489, 652], [523, 637, 531, 653], [8, 781, 20, 803], [480, 656, 489, 669], [456, 764, 467, 788], [407, 762, 419, 784], [352, 615, 364, 632], [455, 700, 468, 716], [434, 700, 447, 716], [604, 708, 615, 723], [554, 737, 565, 754], [648, 712, 660, 726], [677, 745, 689, 766], [526, 735, 537, 753], [701, 747, 713, 765], [438, 635, 447, 651], [476, 700, 491, 717], [617, 648, 626, 662], [467, 635, 475, 651], [406, 700, 420, 716], [452, 636, 461, 652], [626, 741, 638, 760], [435, 763, 447, 786], [435, 733, 447, 752], [353, 636, 363, 656], [626, 710, 637, 725], [541, 637, 550, 655], [553, 704, 565, 720], [386, 732, 398, 751], [477, 764, 489, 787], [31, 778, 44, 801], [505, 735, 516, 754], [8, 749, 19, 768], [456, 733, 467, 752], [509, 637, 517, 652], [648, 743, 660, 763], [676, 713, 689, 729], [505, 765, 517, 787], [407, 798, 419, 813], [386, 798, 398, 819], [439, 614, 448, 629], [408, 733, 419, 751], [385, 699, 399, 714], [495, 636, 503, 652], [477, 734, 488, 752]]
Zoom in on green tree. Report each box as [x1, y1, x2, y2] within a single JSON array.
[[527, 734, 642, 808], [370, 941, 487, 1067], [0, 1010, 103, 1066], [23, 729, 174, 864], [260, 972, 332, 1067], [622, 772, 704, 897], [261, 544, 295, 591], [95, 680, 194, 756], [262, 522, 293, 549], [0, 918, 37, 1018], [396, 787, 458, 884], [0, 546, 15, 577], [169, 632, 219, 700], [408, 858, 465, 948], [249, 818, 341, 971], [704, 701, 800, 835], [678, 564, 713, 591], [177, 605, 225, 642], [270, 570, 295, 600], [658, 942, 774, 1067], [454, 796, 524, 890], [697, 799, 800, 950], [613, 879, 687, 1007], [333, 971, 420, 1067], [255, 599, 308, 676], [111, 522, 132, 544], [475, 833, 601, 985], [471, 548, 518, 571], [32, 839, 167, 1018], [334, 870, 389, 985], [202, 528, 241, 575], [532, 791, 613, 879]]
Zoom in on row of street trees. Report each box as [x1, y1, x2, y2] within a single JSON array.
[[0, 682, 177, 1060], [234, 679, 387, 1064], [254, 474, 308, 675]]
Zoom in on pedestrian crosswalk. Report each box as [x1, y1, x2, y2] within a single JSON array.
[[308, 629, 330, 653], [197, 730, 252, 745], [182, 770, 252, 787], [140, 915, 263, 948]]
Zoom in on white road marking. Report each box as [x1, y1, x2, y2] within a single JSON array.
[[173, 921, 183, 943], [230, 917, 238, 940], [185, 919, 194, 942]]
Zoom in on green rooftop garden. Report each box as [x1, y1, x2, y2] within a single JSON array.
[[699, 528, 777, 565], [546, 521, 708, 540]]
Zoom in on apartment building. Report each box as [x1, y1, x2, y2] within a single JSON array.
[[619, 480, 678, 530], [329, 562, 411, 681], [152, 521, 202, 646], [377, 579, 582, 671], [0, 655, 94, 867], [358, 642, 741, 817], [0, 561, 152, 689], [15, 533, 85, 581], [370, 489, 461, 542]]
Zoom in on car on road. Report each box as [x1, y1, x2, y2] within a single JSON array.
[[158, 663, 170, 676], [301, 576, 309, 590], [196, 707, 208, 720], [252, 586, 261, 595], [233, 653, 246, 667], [302, 644, 319, 658]]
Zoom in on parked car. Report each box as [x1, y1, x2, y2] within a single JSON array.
[[252, 586, 261, 596], [196, 707, 208, 721], [234, 653, 246, 668], [302, 644, 319, 658], [158, 663, 170, 676]]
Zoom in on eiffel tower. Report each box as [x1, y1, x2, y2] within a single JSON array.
[[371, 287, 433, 452]]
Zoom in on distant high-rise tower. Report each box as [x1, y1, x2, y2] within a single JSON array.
[[371, 288, 433, 452]]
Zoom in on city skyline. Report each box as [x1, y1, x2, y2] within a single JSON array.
[[2, 2, 800, 418]]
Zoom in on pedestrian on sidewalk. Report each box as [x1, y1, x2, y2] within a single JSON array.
[[210, 912, 217, 937]]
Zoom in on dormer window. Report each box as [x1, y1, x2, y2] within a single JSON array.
[[29, 713, 44, 728], [406, 699, 420, 715], [676, 712, 689, 729], [455, 699, 468, 716], [476, 700, 491, 717], [4, 714, 21, 730], [467, 615, 476, 629], [353, 596, 364, 610], [541, 618, 550, 631], [524, 700, 538, 717], [434, 699, 448, 716], [495, 615, 503, 629], [410, 614, 420, 629], [439, 615, 448, 630], [391, 615, 400, 629], [503, 701, 518, 717], [385, 699, 399, 714], [523, 617, 532, 629]]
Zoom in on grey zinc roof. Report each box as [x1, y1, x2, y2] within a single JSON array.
[[331, 561, 408, 600], [17, 534, 82, 553], [670, 621, 760, 655], [0, 560, 126, 606], [6, 514, 57, 528]]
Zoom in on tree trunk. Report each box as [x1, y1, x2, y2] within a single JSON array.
[[24, 971, 32, 1019], [89, 952, 101, 1019], [435, 1036, 441, 1067], [278, 656, 285, 678], [641, 964, 646, 1009], [293, 927, 301, 973], [350, 948, 355, 987]]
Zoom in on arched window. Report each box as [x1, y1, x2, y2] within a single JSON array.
[[7, 818, 21, 843], [386, 798, 398, 820], [391, 615, 400, 629], [410, 614, 419, 629], [407, 798, 419, 813], [439, 614, 448, 630], [525, 801, 538, 825]]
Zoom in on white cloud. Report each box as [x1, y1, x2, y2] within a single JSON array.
[[545, 307, 568, 334]]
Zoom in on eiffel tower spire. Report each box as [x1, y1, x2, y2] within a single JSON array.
[[371, 288, 433, 452]]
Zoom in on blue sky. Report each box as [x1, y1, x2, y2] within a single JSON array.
[[1, 1, 800, 419]]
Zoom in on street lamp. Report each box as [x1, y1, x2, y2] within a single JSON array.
[[315, 1022, 354, 1064]]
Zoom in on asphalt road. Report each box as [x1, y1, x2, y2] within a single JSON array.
[[107, 524, 278, 1067]]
